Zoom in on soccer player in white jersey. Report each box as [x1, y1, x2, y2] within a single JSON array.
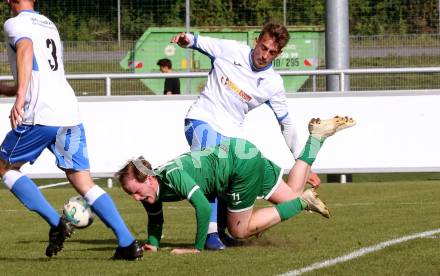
[[0, 0, 142, 260], [171, 22, 320, 250]]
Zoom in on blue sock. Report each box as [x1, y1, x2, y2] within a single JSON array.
[[91, 193, 134, 247], [10, 175, 60, 227], [209, 197, 218, 225]]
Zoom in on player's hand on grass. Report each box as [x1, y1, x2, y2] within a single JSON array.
[[171, 32, 190, 47], [307, 171, 321, 188], [170, 248, 200, 255], [142, 243, 158, 252]]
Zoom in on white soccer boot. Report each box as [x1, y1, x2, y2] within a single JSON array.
[[308, 116, 356, 138], [300, 188, 331, 218]]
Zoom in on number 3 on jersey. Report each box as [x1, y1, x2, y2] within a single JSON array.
[[46, 38, 58, 71]]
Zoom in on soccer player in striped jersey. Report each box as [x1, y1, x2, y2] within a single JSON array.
[[0, 0, 142, 260], [117, 116, 355, 255], [171, 22, 320, 249]]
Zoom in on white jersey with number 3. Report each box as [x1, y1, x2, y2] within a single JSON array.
[[4, 10, 81, 126]]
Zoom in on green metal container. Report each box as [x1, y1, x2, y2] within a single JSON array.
[[120, 27, 324, 94]]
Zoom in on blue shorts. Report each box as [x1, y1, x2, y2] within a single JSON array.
[[0, 124, 90, 170], [184, 119, 229, 150]]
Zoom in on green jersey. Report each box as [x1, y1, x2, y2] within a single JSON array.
[[146, 137, 282, 250]]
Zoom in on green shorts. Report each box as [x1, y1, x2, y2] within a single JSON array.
[[226, 154, 283, 212]]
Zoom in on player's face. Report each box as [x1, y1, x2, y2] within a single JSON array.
[[252, 33, 282, 69], [122, 173, 157, 204]]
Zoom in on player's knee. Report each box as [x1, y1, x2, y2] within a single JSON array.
[[0, 160, 19, 177], [65, 169, 95, 195], [228, 227, 250, 239], [0, 159, 8, 176]]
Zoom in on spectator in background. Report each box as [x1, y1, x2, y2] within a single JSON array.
[[157, 58, 180, 95]]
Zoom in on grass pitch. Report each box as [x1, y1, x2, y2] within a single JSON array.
[[0, 179, 439, 275]]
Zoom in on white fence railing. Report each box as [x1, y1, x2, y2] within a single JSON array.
[[2, 67, 440, 95]]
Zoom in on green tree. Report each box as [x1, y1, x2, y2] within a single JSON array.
[[407, 0, 438, 33], [1, 0, 439, 41], [288, 0, 325, 26], [120, 6, 153, 40], [0, 4, 11, 41], [191, 0, 235, 26]]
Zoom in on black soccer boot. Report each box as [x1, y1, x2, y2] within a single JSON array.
[[112, 240, 143, 260], [45, 216, 74, 257]]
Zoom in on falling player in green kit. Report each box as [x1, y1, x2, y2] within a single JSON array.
[[116, 116, 355, 254]]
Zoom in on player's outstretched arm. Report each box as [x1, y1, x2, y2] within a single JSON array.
[[170, 32, 191, 48], [169, 189, 211, 254], [279, 115, 322, 188], [171, 248, 200, 255], [190, 190, 212, 250], [143, 201, 164, 250]]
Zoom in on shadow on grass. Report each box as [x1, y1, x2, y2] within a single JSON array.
[[0, 256, 107, 261], [16, 238, 196, 253], [17, 238, 117, 245], [0, 257, 52, 262], [243, 235, 302, 248], [15, 235, 298, 253]]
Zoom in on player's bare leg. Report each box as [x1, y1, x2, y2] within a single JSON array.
[[227, 207, 281, 239], [270, 172, 330, 218], [65, 170, 95, 196], [226, 116, 355, 239], [226, 182, 332, 239], [0, 160, 72, 257], [65, 170, 143, 260], [285, 116, 356, 197], [284, 161, 310, 198], [45, 169, 94, 258], [226, 180, 331, 239], [225, 181, 301, 239]]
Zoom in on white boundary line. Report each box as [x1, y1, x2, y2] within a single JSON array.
[[279, 228, 440, 276], [38, 181, 71, 189], [38, 178, 100, 189]]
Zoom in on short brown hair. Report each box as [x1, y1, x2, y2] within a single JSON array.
[[115, 156, 153, 184], [258, 22, 290, 51]]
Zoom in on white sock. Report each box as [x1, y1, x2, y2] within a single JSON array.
[[208, 222, 217, 234], [2, 170, 24, 190], [84, 185, 106, 205]]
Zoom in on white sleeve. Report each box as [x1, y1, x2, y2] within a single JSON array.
[[280, 114, 301, 159], [189, 33, 239, 59], [4, 18, 31, 46], [266, 85, 301, 159]]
